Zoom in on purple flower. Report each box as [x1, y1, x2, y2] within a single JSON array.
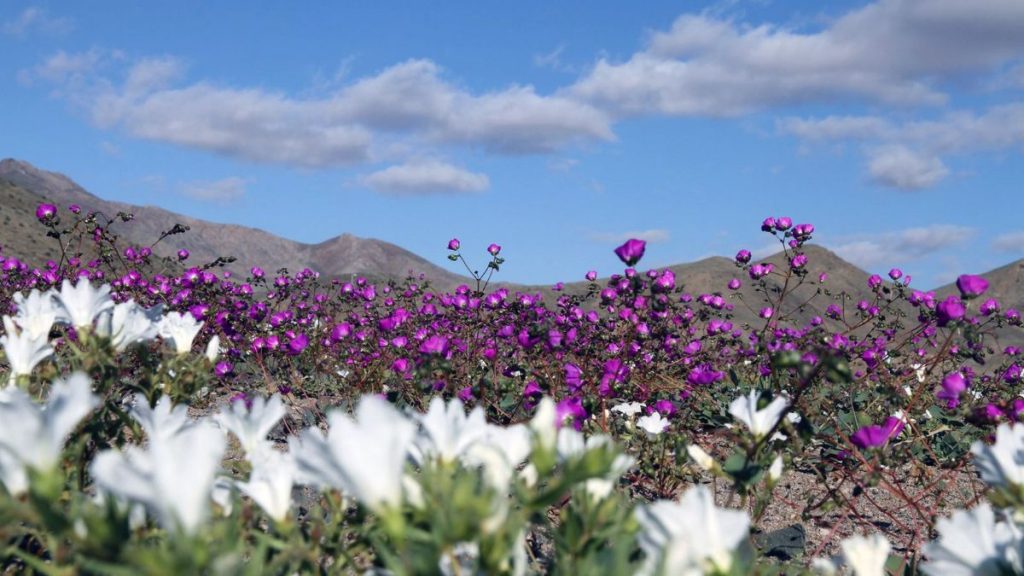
[[653, 269, 675, 292], [391, 358, 410, 374], [936, 295, 966, 326], [564, 362, 584, 393], [68, 204, 81, 214], [868, 274, 882, 289], [177, 249, 190, 260], [614, 238, 647, 266], [727, 278, 741, 290], [523, 380, 543, 399], [761, 217, 776, 232], [419, 335, 450, 355], [457, 386, 475, 403], [735, 249, 752, 264], [286, 333, 309, 356], [36, 203, 57, 221], [585, 270, 597, 281], [487, 243, 501, 255], [790, 254, 808, 269], [937, 372, 967, 409], [888, 268, 903, 280], [651, 399, 676, 417], [956, 274, 989, 299], [556, 396, 587, 430], [980, 298, 1000, 315], [214, 361, 234, 378], [448, 238, 461, 251], [775, 217, 793, 231], [251, 267, 264, 278]]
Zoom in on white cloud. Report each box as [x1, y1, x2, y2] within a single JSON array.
[[590, 229, 671, 244], [3, 7, 72, 37], [19, 49, 104, 86], [180, 177, 247, 203], [781, 104, 1024, 189], [570, 0, 1024, 117], [866, 145, 949, 190], [827, 225, 974, 268], [993, 231, 1024, 253], [35, 55, 612, 168], [361, 161, 489, 195]]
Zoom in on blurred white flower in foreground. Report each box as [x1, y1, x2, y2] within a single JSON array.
[[158, 311, 204, 355], [237, 448, 296, 523], [729, 390, 789, 439], [411, 397, 491, 464], [687, 444, 716, 472], [54, 279, 113, 330], [95, 301, 162, 352], [972, 422, 1024, 490], [214, 394, 286, 460], [637, 412, 670, 436], [0, 372, 98, 494], [922, 503, 1024, 575], [292, 395, 416, 512], [131, 394, 192, 443], [12, 289, 59, 339], [636, 485, 750, 576], [91, 419, 226, 534], [1, 316, 54, 384]]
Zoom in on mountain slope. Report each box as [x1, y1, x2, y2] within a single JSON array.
[[0, 159, 467, 288]]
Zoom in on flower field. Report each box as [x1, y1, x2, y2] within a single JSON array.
[[1, 204, 1023, 575]]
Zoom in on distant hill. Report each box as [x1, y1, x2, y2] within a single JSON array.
[[0, 158, 467, 288], [2, 157, 1020, 346]]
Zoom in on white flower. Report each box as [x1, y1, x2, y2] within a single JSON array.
[[611, 401, 645, 417], [529, 397, 558, 452], [91, 419, 226, 534], [972, 422, 1024, 490], [54, 279, 113, 329], [411, 397, 491, 464], [687, 444, 716, 471], [0, 373, 98, 494], [96, 301, 162, 352], [912, 363, 927, 383], [158, 311, 204, 355], [840, 533, 891, 576], [12, 289, 59, 339], [205, 335, 220, 362], [636, 485, 751, 576], [769, 455, 784, 482], [130, 394, 192, 443], [729, 390, 789, 439], [291, 396, 416, 512], [1, 316, 54, 384], [922, 503, 1024, 575], [637, 412, 670, 436], [584, 452, 634, 502], [237, 449, 295, 523], [214, 394, 286, 460]]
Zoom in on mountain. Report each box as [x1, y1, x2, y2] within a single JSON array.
[[935, 258, 1024, 349], [0, 159, 467, 288]]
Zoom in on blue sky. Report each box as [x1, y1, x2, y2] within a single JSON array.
[[2, 1, 1023, 288]]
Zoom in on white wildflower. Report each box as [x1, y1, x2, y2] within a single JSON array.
[[158, 311, 204, 355], [840, 533, 891, 576], [12, 289, 59, 339], [729, 390, 789, 439], [922, 503, 1024, 575], [636, 485, 751, 576], [54, 279, 113, 329], [637, 412, 670, 436], [972, 422, 1024, 490], [1, 316, 54, 384], [214, 394, 286, 461]]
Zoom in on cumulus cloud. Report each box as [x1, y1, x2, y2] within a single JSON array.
[[180, 177, 247, 203], [993, 231, 1024, 253], [589, 229, 671, 244], [781, 103, 1024, 189], [569, 0, 1024, 117], [32, 55, 612, 168], [361, 161, 489, 195], [3, 7, 72, 37], [19, 49, 104, 86], [866, 145, 949, 189], [827, 225, 974, 268]]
